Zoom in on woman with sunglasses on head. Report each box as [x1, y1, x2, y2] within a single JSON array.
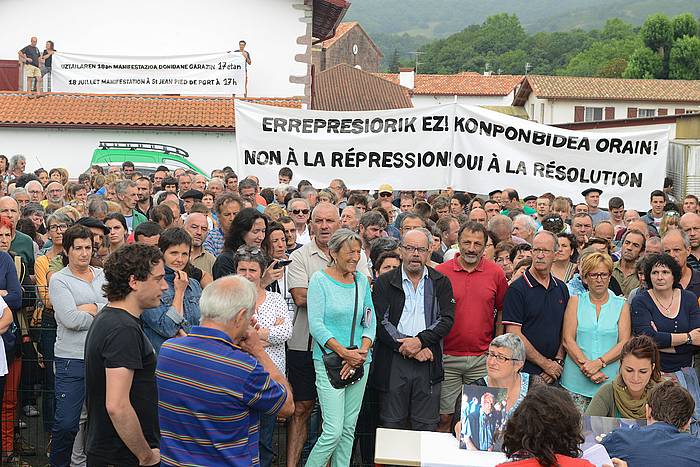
[[233, 245, 292, 467], [560, 252, 631, 412], [631, 253, 700, 373], [213, 208, 283, 287], [453, 333, 533, 450]]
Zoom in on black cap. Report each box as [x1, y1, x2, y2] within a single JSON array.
[[180, 189, 204, 200], [581, 188, 603, 196], [76, 216, 109, 234], [523, 195, 537, 203], [488, 190, 502, 197]]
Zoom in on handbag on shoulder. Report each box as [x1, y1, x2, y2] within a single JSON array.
[[318, 274, 364, 389]]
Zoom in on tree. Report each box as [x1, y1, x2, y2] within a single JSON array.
[[640, 14, 673, 53], [559, 37, 641, 77], [671, 13, 698, 40], [601, 18, 635, 40], [471, 14, 528, 55], [623, 47, 664, 79], [669, 35, 700, 79], [388, 49, 401, 73]]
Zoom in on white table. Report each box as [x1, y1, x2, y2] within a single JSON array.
[[375, 428, 508, 467]]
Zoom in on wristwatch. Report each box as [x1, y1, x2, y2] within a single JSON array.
[[598, 357, 606, 368], [687, 333, 693, 345], [554, 358, 564, 366]]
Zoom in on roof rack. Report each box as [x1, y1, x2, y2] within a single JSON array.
[[97, 141, 190, 158]]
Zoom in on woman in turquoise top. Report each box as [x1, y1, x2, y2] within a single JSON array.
[[307, 228, 376, 467], [561, 252, 631, 412]]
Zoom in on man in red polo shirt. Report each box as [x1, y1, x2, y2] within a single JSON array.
[[435, 221, 508, 432]]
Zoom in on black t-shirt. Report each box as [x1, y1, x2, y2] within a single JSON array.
[[84, 306, 159, 464], [21, 45, 40, 67], [42, 49, 54, 68]]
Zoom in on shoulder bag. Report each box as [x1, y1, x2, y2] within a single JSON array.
[[318, 273, 364, 389]]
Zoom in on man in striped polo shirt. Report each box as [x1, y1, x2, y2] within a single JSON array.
[[157, 275, 295, 466]]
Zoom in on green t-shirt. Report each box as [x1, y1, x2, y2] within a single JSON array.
[[501, 205, 536, 216], [11, 231, 35, 275]]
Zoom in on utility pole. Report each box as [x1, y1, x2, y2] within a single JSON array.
[[525, 62, 532, 75], [412, 51, 425, 73]]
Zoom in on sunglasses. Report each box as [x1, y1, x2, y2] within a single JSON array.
[[291, 209, 309, 215], [379, 192, 392, 197]]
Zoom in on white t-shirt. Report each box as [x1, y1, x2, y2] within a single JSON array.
[[0, 296, 10, 376]]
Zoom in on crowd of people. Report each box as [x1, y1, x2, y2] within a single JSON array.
[[0, 151, 698, 466]]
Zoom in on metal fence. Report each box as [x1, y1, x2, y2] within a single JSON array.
[[9, 290, 381, 466]]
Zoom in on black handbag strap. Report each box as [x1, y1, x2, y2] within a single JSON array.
[[319, 273, 358, 355]]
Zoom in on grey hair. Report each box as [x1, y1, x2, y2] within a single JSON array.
[[513, 214, 537, 233], [359, 210, 387, 230], [488, 214, 513, 232], [287, 197, 309, 211], [662, 228, 691, 249], [311, 201, 339, 221], [115, 179, 136, 196], [46, 212, 72, 227], [534, 229, 559, 252], [199, 275, 257, 323], [490, 333, 526, 362], [327, 228, 362, 263], [232, 245, 268, 272], [275, 184, 290, 195], [9, 155, 26, 171], [10, 187, 28, 198], [405, 227, 432, 247], [87, 197, 108, 217], [208, 178, 225, 189], [25, 180, 43, 192]]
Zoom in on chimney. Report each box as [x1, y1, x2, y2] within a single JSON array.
[[399, 67, 415, 90]]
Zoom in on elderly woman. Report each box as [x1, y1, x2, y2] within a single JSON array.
[[631, 253, 700, 373], [233, 245, 292, 467], [141, 227, 202, 354], [497, 385, 596, 467], [561, 252, 630, 411], [454, 334, 533, 450], [586, 335, 662, 419], [306, 228, 376, 467]]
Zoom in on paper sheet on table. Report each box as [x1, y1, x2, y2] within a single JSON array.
[[582, 444, 612, 467], [420, 431, 507, 467]]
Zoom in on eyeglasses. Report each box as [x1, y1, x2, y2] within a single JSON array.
[[236, 246, 262, 255], [401, 245, 429, 254], [484, 351, 519, 363], [532, 248, 553, 256], [586, 272, 611, 280], [291, 209, 309, 215], [379, 192, 392, 197], [48, 223, 70, 232]]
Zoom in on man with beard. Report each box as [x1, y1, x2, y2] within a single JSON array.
[[359, 211, 387, 265], [612, 229, 645, 298], [435, 222, 508, 432], [136, 177, 153, 218]]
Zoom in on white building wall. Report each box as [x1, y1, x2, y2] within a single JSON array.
[[524, 94, 700, 124], [0, 0, 308, 98], [411, 93, 514, 108], [0, 127, 237, 178]]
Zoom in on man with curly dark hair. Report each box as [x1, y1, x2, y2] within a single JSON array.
[[84, 244, 168, 466]]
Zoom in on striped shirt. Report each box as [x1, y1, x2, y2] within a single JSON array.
[[203, 227, 225, 256], [156, 326, 287, 467]]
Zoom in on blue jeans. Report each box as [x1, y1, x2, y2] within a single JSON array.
[[259, 413, 276, 467], [50, 358, 85, 467]]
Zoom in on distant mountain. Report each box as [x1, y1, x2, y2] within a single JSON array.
[[345, 0, 700, 36]]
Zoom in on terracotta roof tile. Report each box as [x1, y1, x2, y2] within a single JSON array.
[[0, 92, 301, 130], [374, 72, 523, 96], [313, 64, 412, 111], [519, 75, 700, 103], [321, 22, 358, 48]]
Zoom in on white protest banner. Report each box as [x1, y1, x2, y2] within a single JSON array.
[[235, 101, 454, 189], [235, 101, 668, 210], [53, 52, 246, 96], [451, 104, 669, 209]]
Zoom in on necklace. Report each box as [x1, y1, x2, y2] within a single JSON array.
[[651, 289, 674, 314]]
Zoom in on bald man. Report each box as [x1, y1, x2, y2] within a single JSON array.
[[468, 207, 487, 226], [0, 196, 35, 273], [680, 212, 700, 272]]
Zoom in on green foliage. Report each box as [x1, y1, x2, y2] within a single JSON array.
[[623, 47, 664, 78], [640, 13, 673, 52], [387, 49, 401, 73], [668, 35, 700, 78], [371, 32, 431, 70], [471, 14, 528, 55], [559, 37, 642, 77], [671, 13, 698, 39]]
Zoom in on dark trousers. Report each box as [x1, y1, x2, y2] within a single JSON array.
[[41, 311, 57, 433], [50, 357, 85, 467], [259, 412, 276, 467], [380, 352, 440, 431]]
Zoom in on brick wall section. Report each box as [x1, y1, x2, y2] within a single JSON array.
[[316, 26, 381, 72]]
